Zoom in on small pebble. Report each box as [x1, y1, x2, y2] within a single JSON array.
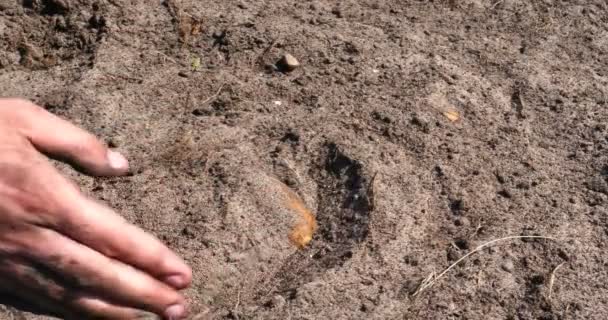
[[501, 260, 515, 273], [277, 54, 300, 72], [108, 137, 121, 148], [271, 295, 286, 309], [178, 71, 189, 78]]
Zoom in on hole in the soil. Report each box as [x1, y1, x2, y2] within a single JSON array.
[[255, 143, 373, 302], [326, 144, 357, 177], [434, 165, 444, 177], [23, 0, 69, 15], [286, 289, 297, 301], [321, 143, 371, 243], [454, 238, 469, 250], [511, 90, 526, 119], [530, 274, 545, 285], [449, 199, 464, 214], [281, 130, 300, 145], [497, 189, 512, 198]]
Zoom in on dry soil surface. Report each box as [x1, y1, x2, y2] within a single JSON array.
[[1, 0, 608, 319]]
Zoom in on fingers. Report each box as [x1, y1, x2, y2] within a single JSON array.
[[0, 258, 161, 319], [12, 227, 188, 319], [0, 258, 77, 319], [0, 98, 193, 319], [0, 98, 129, 177], [68, 296, 158, 320], [60, 196, 193, 290], [1, 141, 192, 290]]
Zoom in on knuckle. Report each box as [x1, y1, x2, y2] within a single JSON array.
[[12, 227, 51, 256], [0, 98, 46, 130], [181, 266, 193, 284], [0, 156, 64, 216], [0, 225, 41, 258], [59, 133, 105, 163]]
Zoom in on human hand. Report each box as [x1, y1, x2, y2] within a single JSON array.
[[0, 99, 191, 319]]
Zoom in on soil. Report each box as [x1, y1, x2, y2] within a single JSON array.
[[1, 0, 608, 319]]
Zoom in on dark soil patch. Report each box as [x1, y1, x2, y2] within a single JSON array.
[[1, 0, 607, 319]]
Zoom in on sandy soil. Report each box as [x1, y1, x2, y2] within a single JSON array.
[[1, 0, 608, 319]]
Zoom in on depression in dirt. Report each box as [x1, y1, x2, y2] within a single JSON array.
[[1, 0, 608, 319]]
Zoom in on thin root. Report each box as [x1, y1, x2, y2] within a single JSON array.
[[548, 262, 565, 300], [200, 83, 226, 105], [412, 235, 559, 297]]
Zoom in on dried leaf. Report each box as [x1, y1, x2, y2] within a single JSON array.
[[278, 182, 317, 249], [443, 109, 460, 122], [177, 14, 202, 43], [190, 19, 202, 36], [191, 56, 201, 71]]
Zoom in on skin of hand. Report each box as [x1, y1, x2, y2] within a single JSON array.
[[0, 98, 192, 319]]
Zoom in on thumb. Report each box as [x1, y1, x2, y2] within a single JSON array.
[[1, 98, 129, 177]]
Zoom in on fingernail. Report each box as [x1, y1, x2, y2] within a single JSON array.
[[165, 304, 186, 320], [107, 150, 129, 170], [164, 275, 185, 289]]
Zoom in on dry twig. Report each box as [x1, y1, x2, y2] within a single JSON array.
[[200, 83, 225, 105], [548, 262, 566, 300], [412, 235, 559, 297]]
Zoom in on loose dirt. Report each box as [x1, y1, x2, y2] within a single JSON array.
[[1, 0, 607, 319]]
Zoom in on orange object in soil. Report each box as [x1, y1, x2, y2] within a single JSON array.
[[279, 183, 318, 249]]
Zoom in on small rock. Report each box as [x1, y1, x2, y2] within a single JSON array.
[[501, 260, 515, 273], [271, 295, 286, 309], [108, 137, 123, 148], [276, 54, 300, 72], [178, 71, 189, 78]]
